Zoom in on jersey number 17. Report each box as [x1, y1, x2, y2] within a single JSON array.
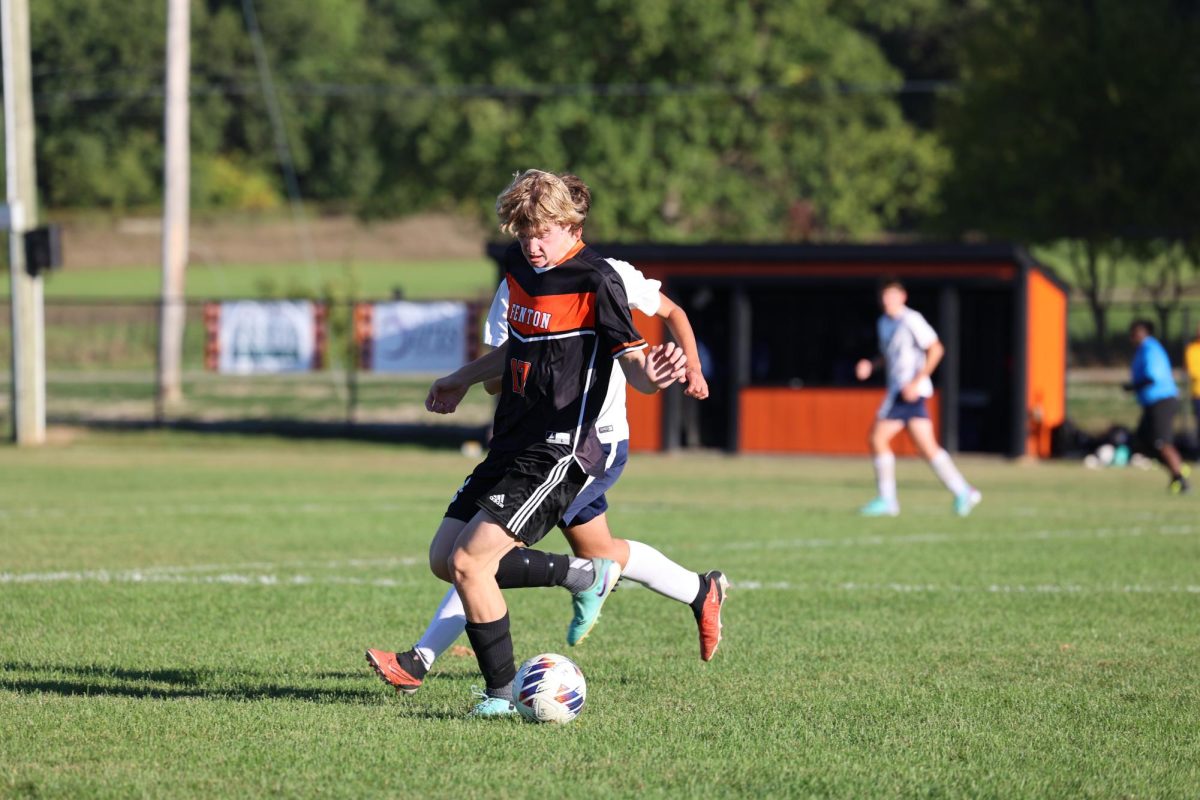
[[510, 358, 532, 396]]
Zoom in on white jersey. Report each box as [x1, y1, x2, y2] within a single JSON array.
[[485, 257, 662, 444], [877, 307, 938, 399]]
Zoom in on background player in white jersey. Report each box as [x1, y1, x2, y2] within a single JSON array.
[[368, 238, 728, 698], [855, 278, 981, 517]]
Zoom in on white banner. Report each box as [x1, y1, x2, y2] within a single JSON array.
[[369, 301, 468, 373], [217, 301, 318, 374]]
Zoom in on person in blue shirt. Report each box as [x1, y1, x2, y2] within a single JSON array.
[[1125, 319, 1190, 493]]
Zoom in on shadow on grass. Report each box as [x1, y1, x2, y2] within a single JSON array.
[[65, 417, 487, 450], [0, 661, 482, 709]]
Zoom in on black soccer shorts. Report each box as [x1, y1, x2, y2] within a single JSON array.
[[1136, 396, 1180, 451], [444, 442, 587, 545]]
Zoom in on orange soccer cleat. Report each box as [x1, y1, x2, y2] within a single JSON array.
[[365, 648, 423, 695], [696, 571, 729, 662]]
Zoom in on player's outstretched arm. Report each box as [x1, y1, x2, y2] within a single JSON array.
[[425, 346, 506, 414], [654, 294, 709, 400], [619, 342, 688, 395]]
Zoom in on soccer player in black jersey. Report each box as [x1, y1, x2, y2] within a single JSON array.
[[369, 170, 686, 717]]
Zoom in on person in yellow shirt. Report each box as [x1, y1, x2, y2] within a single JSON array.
[[1186, 323, 1200, 433]]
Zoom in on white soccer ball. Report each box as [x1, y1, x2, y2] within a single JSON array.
[[513, 653, 586, 724]]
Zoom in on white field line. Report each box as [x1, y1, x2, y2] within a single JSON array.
[[717, 523, 1200, 552], [0, 503, 412, 519], [3, 523, 1198, 585], [0, 500, 1187, 522], [2, 567, 1198, 595], [0, 556, 421, 585], [716, 581, 1200, 595], [0, 572, 414, 588], [3, 523, 1198, 591]]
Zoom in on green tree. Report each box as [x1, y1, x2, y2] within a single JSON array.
[[1130, 240, 1200, 349], [30, 0, 391, 212], [937, 0, 1200, 359], [370, 0, 947, 241], [31, 0, 167, 209], [30, 0, 946, 243]]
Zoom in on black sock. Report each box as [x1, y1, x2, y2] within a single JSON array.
[[494, 549, 570, 589], [396, 649, 428, 680], [689, 573, 710, 620], [464, 613, 515, 693]]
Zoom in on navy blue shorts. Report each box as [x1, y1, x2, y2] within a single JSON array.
[[880, 395, 929, 422], [558, 440, 629, 529]]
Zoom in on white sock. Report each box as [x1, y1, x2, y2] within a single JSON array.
[[930, 449, 970, 496], [873, 453, 897, 503], [622, 540, 702, 604], [413, 586, 465, 670]]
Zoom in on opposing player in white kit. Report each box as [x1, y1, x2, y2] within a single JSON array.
[[365, 188, 727, 696], [855, 278, 981, 517]]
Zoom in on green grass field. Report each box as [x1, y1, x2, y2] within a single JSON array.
[[3, 432, 1199, 797]]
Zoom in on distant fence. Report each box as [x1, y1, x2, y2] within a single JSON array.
[[0, 298, 494, 441], [5, 295, 1200, 444], [1068, 300, 1200, 365]]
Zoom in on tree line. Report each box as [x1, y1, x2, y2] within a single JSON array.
[[22, 0, 1200, 355]]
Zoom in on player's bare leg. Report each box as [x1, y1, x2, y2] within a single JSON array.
[[1158, 442, 1185, 478], [907, 418, 981, 516], [563, 514, 728, 661], [451, 514, 517, 622], [561, 515, 629, 565], [861, 419, 904, 516], [427, 517, 469, 582]]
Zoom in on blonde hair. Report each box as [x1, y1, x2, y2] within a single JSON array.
[[557, 173, 591, 220], [495, 169, 587, 236]]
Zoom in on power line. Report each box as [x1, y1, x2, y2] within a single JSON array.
[[238, 0, 317, 269], [33, 78, 959, 106]]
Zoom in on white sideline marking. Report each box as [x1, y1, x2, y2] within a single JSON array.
[[0, 571, 413, 588], [4, 523, 1198, 592], [718, 523, 1200, 552], [0, 500, 1175, 522], [716, 581, 1200, 594], [0, 502, 412, 520], [2, 568, 1198, 595], [0, 556, 421, 585]]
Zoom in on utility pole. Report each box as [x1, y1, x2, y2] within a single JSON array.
[[3, 0, 44, 445], [156, 0, 189, 414]]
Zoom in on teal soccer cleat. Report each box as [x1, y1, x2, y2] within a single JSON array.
[[954, 489, 982, 517], [859, 497, 900, 517], [468, 690, 517, 718], [567, 557, 622, 646]]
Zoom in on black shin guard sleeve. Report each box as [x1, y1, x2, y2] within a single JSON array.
[[464, 614, 515, 690], [494, 549, 571, 589], [689, 573, 710, 619]]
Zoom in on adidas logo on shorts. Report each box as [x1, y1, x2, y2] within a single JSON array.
[[489, 493, 505, 508]]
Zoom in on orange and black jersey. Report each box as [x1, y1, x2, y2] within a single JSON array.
[[491, 241, 647, 477]]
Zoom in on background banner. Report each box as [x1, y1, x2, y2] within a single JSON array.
[[360, 301, 469, 374], [209, 301, 324, 374]]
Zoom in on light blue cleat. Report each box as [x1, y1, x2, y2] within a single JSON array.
[[859, 497, 900, 517], [468, 689, 517, 718], [954, 488, 982, 517], [567, 557, 622, 646]]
